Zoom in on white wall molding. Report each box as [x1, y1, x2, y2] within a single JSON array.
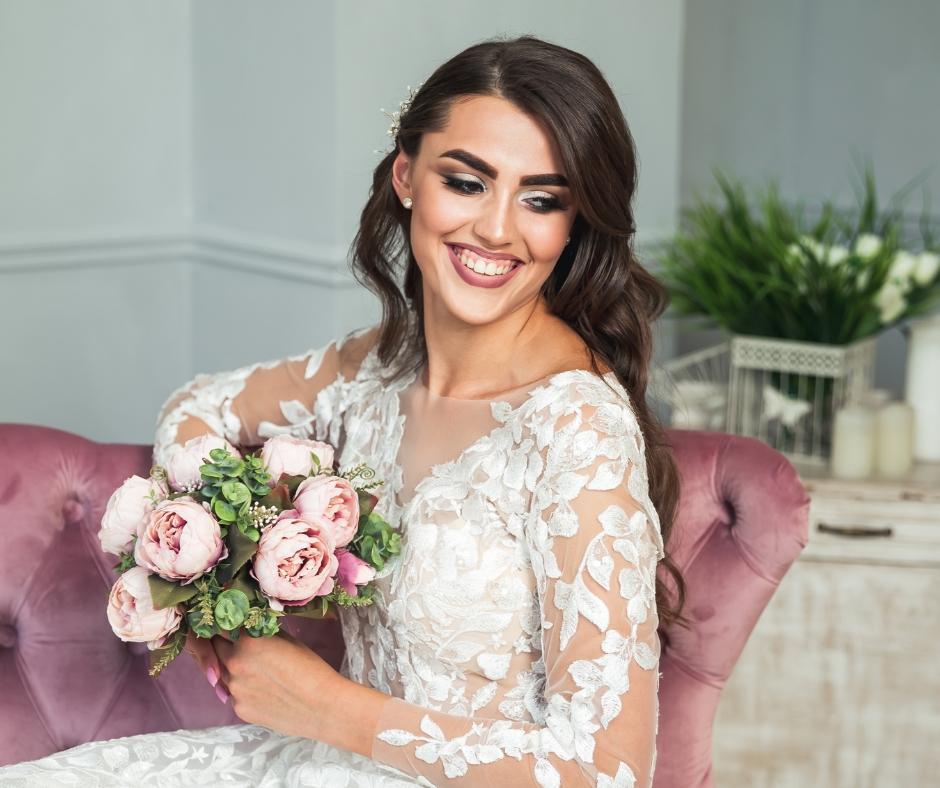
[[0, 227, 358, 287]]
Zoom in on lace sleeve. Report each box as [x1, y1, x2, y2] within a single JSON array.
[[152, 325, 377, 468], [370, 390, 666, 787]]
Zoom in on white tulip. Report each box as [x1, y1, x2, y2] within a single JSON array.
[[854, 233, 883, 259], [800, 235, 827, 262], [826, 244, 849, 266], [913, 251, 940, 286], [888, 251, 919, 290], [874, 281, 907, 324], [785, 242, 806, 263]]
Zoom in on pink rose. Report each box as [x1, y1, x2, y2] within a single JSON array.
[[260, 435, 335, 486], [335, 550, 376, 597], [134, 496, 227, 584], [107, 566, 182, 649], [250, 510, 338, 611], [293, 475, 360, 548], [165, 434, 242, 493], [98, 475, 169, 555]]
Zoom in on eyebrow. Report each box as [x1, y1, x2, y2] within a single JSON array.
[[439, 148, 569, 188]]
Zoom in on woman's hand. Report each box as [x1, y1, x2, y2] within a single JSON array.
[[210, 628, 341, 741], [184, 629, 227, 702]]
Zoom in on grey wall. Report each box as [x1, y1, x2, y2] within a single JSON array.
[[0, 0, 687, 443], [676, 0, 940, 396]]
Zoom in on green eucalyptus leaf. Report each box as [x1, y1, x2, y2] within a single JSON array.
[[214, 589, 251, 630], [221, 480, 251, 504], [213, 498, 237, 522]]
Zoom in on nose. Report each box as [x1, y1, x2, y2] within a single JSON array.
[[472, 190, 515, 250]]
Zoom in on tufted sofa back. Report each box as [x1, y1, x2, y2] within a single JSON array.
[[0, 423, 808, 785]]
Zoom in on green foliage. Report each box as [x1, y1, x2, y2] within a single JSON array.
[[198, 448, 273, 541], [351, 511, 401, 570], [148, 573, 199, 610], [659, 162, 940, 344], [148, 626, 186, 678], [214, 588, 251, 630]]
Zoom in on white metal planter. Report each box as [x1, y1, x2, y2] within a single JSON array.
[[652, 334, 877, 465]]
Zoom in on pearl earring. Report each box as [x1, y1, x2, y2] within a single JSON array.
[[403, 196, 413, 209], [565, 237, 570, 245]]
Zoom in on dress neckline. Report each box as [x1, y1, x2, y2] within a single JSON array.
[[389, 363, 623, 514], [414, 363, 617, 403]]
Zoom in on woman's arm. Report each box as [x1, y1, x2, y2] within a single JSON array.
[[152, 324, 379, 466]]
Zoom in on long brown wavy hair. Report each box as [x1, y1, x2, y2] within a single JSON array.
[[350, 34, 688, 639]]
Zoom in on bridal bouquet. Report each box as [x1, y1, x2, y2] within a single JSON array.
[[98, 434, 400, 677]]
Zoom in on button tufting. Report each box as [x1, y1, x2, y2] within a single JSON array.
[[61, 497, 87, 524], [0, 623, 16, 648]]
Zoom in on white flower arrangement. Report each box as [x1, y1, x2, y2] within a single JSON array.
[[661, 166, 940, 344]]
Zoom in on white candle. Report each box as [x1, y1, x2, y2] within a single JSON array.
[[831, 405, 876, 479], [905, 315, 940, 461], [875, 401, 915, 479]]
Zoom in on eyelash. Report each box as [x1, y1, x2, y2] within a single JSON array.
[[441, 176, 565, 213]]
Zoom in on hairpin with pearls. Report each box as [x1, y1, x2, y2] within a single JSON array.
[[374, 81, 424, 156]]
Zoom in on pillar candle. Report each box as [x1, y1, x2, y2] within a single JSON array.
[[831, 405, 876, 480], [905, 315, 940, 461], [875, 401, 915, 479]]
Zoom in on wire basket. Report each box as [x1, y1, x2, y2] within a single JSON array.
[[651, 334, 877, 465], [649, 342, 730, 431], [728, 334, 876, 464]]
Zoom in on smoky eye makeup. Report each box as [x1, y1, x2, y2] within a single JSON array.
[[440, 174, 568, 213]]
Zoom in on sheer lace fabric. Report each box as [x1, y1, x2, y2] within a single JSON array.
[[1, 325, 664, 788]]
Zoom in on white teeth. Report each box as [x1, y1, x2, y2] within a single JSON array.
[[451, 245, 517, 277]]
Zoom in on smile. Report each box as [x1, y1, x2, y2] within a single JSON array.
[[445, 244, 524, 289]]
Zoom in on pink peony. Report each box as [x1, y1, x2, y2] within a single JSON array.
[[99, 475, 169, 556], [260, 435, 335, 486], [250, 510, 338, 611], [107, 566, 182, 649], [335, 550, 376, 597], [134, 496, 227, 584], [164, 434, 242, 493], [293, 475, 360, 548]]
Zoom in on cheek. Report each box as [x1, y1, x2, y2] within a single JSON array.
[[416, 189, 474, 236], [518, 215, 571, 263]]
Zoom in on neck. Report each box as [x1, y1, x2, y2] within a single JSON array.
[[420, 297, 584, 399]]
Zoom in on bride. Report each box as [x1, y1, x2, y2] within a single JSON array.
[[1, 34, 685, 788]]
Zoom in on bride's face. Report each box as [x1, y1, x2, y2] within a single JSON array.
[[391, 94, 577, 327]]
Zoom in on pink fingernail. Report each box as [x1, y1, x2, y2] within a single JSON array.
[[214, 683, 230, 704], [205, 665, 219, 687]]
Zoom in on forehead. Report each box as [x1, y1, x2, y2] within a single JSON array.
[[423, 94, 565, 177]]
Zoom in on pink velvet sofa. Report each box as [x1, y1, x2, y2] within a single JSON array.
[[0, 423, 809, 786]]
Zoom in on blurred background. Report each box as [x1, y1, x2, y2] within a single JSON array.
[[2, 0, 937, 444]]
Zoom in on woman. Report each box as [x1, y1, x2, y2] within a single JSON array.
[[1, 34, 685, 787]]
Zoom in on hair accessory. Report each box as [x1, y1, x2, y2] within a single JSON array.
[[403, 196, 414, 209], [374, 81, 425, 156]]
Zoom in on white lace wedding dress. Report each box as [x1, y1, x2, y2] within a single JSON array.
[[0, 324, 665, 788]]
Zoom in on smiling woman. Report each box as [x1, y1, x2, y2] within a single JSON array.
[[384, 93, 579, 334], [0, 33, 686, 788]]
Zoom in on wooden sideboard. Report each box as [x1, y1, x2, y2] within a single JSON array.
[[712, 460, 940, 787]]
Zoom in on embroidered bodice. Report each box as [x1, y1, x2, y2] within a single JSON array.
[[152, 324, 665, 788]]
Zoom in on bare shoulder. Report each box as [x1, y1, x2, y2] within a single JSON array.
[[336, 323, 382, 379]]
